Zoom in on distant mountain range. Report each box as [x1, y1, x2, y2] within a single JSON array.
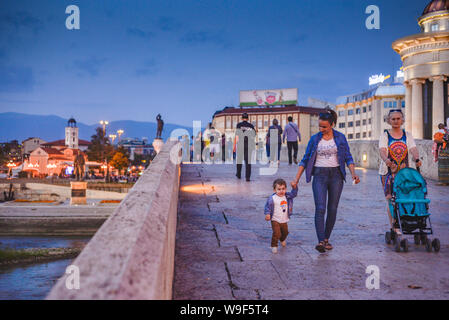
[[0, 112, 193, 143]]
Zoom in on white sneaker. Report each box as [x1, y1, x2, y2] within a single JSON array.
[[281, 240, 286, 247], [271, 247, 278, 254]]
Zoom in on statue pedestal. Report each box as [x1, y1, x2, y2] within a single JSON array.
[[71, 181, 87, 205], [153, 138, 164, 154]]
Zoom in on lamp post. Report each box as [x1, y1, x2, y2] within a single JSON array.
[[6, 161, 16, 178], [99, 120, 109, 134], [117, 129, 124, 143], [109, 134, 117, 145]]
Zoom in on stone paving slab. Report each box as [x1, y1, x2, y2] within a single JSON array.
[[173, 163, 449, 300]]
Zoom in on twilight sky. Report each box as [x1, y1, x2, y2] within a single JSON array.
[[0, 0, 429, 127]]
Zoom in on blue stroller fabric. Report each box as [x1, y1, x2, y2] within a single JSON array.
[[391, 168, 430, 218]]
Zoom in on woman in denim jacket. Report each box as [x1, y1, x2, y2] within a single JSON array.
[[292, 108, 360, 253]]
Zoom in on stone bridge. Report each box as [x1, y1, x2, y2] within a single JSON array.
[[48, 141, 449, 300]]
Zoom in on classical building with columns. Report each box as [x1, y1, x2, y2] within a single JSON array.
[[393, 0, 449, 139]]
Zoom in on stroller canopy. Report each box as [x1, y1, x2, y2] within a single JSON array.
[[393, 168, 429, 217]]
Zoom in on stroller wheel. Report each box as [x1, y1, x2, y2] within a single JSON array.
[[432, 239, 441, 252], [414, 235, 420, 245], [401, 239, 409, 252], [425, 238, 432, 252], [394, 237, 401, 252], [385, 231, 392, 244]]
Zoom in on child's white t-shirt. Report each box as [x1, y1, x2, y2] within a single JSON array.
[[272, 194, 289, 223]]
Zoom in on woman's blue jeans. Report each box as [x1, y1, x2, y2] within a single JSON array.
[[312, 167, 344, 243]]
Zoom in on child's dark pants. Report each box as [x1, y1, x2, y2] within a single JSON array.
[[271, 221, 289, 247]]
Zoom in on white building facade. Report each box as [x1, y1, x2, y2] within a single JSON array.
[[393, 0, 449, 139]]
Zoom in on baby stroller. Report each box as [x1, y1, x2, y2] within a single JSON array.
[[384, 167, 440, 253]]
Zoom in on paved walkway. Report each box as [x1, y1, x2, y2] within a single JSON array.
[[173, 163, 449, 300]]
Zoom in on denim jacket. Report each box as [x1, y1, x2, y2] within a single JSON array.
[[264, 187, 298, 219], [298, 129, 354, 183]]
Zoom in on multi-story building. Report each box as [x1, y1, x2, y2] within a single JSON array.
[[211, 105, 322, 145], [21, 137, 47, 160], [117, 138, 154, 161], [335, 83, 405, 141], [393, 0, 449, 139]]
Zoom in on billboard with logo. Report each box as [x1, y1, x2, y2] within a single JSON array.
[[239, 88, 298, 107]]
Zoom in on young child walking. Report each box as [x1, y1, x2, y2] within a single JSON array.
[[264, 179, 298, 253]]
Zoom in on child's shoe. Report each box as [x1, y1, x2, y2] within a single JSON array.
[[281, 240, 286, 247], [271, 247, 278, 254]]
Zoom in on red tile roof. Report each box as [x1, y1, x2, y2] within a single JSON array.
[[43, 139, 91, 146], [40, 147, 63, 155]]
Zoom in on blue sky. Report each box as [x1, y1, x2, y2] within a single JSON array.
[[0, 0, 428, 127]]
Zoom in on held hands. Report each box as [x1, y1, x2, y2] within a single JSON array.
[[291, 181, 298, 189], [265, 214, 271, 221], [416, 160, 423, 168], [352, 174, 360, 185]]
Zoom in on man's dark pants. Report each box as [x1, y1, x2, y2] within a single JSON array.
[[236, 147, 251, 180], [287, 141, 299, 164]]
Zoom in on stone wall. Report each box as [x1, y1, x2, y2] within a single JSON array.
[[348, 139, 437, 180], [0, 183, 127, 202], [277, 139, 437, 180], [47, 141, 181, 300]]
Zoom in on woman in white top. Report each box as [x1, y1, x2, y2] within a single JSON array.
[[378, 109, 422, 234]]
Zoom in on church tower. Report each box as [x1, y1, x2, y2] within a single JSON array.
[[65, 117, 79, 149]]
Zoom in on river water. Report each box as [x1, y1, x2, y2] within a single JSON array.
[[0, 236, 91, 300]]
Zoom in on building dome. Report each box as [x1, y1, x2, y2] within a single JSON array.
[[68, 117, 77, 127], [423, 0, 449, 16]]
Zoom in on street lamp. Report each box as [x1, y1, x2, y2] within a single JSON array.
[[6, 161, 16, 178], [117, 129, 124, 143], [109, 134, 117, 145], [99, 120, 109, 134]]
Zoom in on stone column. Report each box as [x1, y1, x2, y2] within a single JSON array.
[[404, 82, 413, 133], [411, 79, 425, 139], [431, 76, 447, 136]]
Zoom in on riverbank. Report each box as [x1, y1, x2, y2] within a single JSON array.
[[0, 247, 83, 267]]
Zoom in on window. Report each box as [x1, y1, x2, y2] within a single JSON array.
[[363, 132, 367, 138], [356, 133, 360, 139], [338, 110, 345, 117], [339, 123, 345, 128], [393, 101, 397, 108], [363, 107, 367, 113], [368, 119, 372, 124], [348, 134, 353, 139], [356, 120, 361, 127], [369, 131, 372, 137], [362, 119, 366, 125], [348, 109, 354, 115], [356, 108, 361, 114], [402, 101, 405, 108], [431, 23, 439, 32], [384, 102, 388, 109], [348, 121, 354, 127], [369, 105, 372, 111]]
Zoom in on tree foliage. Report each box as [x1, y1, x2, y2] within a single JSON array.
[[87, 127, 114, 163]]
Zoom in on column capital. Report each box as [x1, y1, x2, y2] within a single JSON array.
[[430, 75, 447, 82], [410, 78, 426, 85]]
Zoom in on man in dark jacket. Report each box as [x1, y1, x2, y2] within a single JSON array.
[[235, 113, 255, 181]]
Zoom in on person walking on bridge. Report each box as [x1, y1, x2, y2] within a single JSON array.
[[283, 116, 301, 165], [234, 113, 255, 181], [292, 107, 360, 253]]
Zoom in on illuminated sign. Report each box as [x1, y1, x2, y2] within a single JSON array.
[[239, 88, 298, 107], [65, 166, 74, 175], [369, 74, 391, 86]]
